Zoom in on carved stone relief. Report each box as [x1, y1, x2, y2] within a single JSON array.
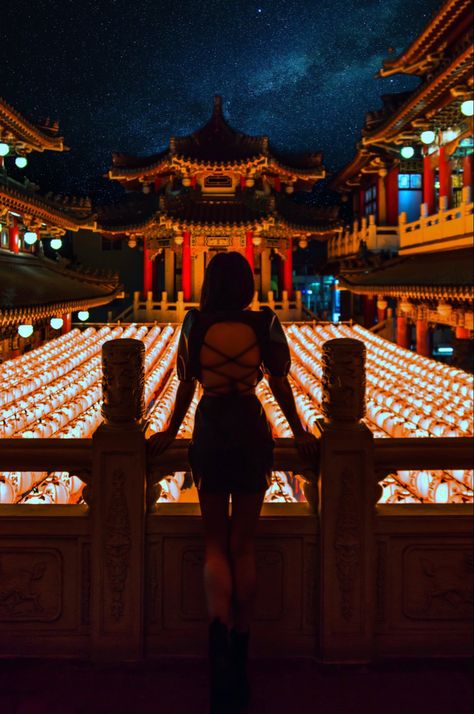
[[334, 468, 361, 621], [321, 338, 366, 423], [402, 546, 473, 620], [81, 544, 91, 626], [304, 541, 318, 631], [376, 541, 387, 622], [101, 339, 145, 425], [105, 469, 131, 621], [0, 549, 61, 622]]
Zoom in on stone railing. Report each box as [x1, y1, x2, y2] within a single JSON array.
[[0, 338, 473, 663], [115, 290, 304, 323], [328, 214, 399, 260], [399, 188, 474, 255]]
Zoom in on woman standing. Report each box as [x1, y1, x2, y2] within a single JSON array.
[[149, 252, 318, 713]]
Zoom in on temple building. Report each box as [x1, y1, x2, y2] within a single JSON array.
[[0, 98, 122, 360], [328, 0, 473, 369], [94, 95, 340, 317]]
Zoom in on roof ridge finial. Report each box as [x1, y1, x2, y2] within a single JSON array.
[[213, 95, 223, 116]]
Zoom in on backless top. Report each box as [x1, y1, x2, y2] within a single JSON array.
[[177, 307, 290, 396]]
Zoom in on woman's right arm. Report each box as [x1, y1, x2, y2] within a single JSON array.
[[148, 379, 197, 456]]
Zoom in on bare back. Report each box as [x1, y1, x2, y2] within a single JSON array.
[[200, 322, 261, 396]]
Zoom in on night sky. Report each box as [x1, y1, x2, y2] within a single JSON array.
[[1, 0, 441, 202]]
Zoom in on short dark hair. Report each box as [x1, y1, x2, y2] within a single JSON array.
[[200, 251, 254, 312]]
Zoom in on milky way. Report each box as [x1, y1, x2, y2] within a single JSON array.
[[1, 0, 441, 201]]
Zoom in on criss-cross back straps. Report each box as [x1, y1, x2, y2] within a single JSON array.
[[200, 338, 261, 395]]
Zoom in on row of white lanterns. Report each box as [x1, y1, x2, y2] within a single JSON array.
[[17, 311, 90, 339]]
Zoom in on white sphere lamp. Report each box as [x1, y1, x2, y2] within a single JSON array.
[[400, 146, 415, 159], [15, 156, 28, 168], [50, 238, 62, 250], [24, 231, 38, 245], [18, 324, 34, 338], [50, 317, 64, 330], [77, 310, 90, 322]]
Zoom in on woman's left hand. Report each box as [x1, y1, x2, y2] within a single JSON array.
[[294, 429, 319, 464], [148, 429, 177, 458]]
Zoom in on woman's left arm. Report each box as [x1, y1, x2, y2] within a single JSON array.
[[148, 379, 197, 456]]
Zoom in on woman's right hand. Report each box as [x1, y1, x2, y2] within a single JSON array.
[[293, 429, 319, 464], [148, 429, 177, 458]]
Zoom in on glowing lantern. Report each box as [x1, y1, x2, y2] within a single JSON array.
[[77, 310, 89, 322], [24, 231, 38, 245], [18, 324, 34, 338], [0, 143, 10, 156], [15, 156, 28, 168], [182, 177, 191, 187], [299, 239, 308, 249], [400, 146, 415, 159], [460, 99, 474, 117], [50, 317, 64, 330], [420, 130, 435, 145], [50, 238, 62, 250]]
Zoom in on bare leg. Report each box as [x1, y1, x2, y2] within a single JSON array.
[[229, 490, 265, 632], [198, 491, 233, 625]]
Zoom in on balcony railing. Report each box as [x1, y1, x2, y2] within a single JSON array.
[[328, 215, 399, 260], [115, 289, 303, 323], [1, 336, 472, 663], [399, 188, 474, 255]]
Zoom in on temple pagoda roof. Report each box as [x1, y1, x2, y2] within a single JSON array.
[[339, 247, 474, 301], [0, 251, 122, 327], [0, 173, 96, 234], [378, 0, 472, 77], [0, 97, 66, 153], [96, 191, 340, 235], [108, 96, 325, 182]]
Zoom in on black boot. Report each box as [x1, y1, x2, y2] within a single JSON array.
[[209, 618, 234, 714], [230, 628, 251, 710]]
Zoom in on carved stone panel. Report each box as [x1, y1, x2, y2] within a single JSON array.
[[101, 339, 145, 425], [334, 468, 361, 622], [402, 546, 473, 620], [0, 549, 62, 622]]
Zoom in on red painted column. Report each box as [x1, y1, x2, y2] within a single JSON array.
[[9, 216, 19, 253], [143, 241, 153, 297], [182, 231, 191, 301], [438, 146, 451, 208], [245, 230, 254, 272], [455, 326, 470, 339], [283, 237, 293, 298], [386, 166, 399, 225], [416, 318, 430, 357], [396, 315, 410, 349], [363, 295, 376, 327], [61, 313, 72, 334], [274, 176, 281, 192], [463, 154, 472, 188], [423, 153, 436, 215]]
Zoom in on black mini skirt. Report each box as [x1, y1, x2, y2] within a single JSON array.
[[189, 393, 274, 493]]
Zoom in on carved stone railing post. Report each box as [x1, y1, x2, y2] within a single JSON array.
[[316, 338, 376, 663], [90, 338, 147, 661]]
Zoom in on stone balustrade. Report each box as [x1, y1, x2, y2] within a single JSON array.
[[328, 215, 399, 260], [399, 188, 473, 255], [0, 336, 472, 663]]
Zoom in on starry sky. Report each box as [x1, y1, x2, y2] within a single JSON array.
[[1, 0, 442, 202]]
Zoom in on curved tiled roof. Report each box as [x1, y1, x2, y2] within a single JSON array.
[[0, 251, 122, 326], [339, 248, 474, 300], [0, 96, 65, 152], [108, 96, 325, 181]]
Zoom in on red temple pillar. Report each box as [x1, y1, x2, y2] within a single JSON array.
[[182, 231, 191, 301], [423, 153, 436, 215], [376, 169, 387, 225], [386, 166, 399, 225], [61, 313, 72, 334], [245, 230, 254, 272], [274, 176, 281, 192], [9, 216, 19, 253], [143, 241, 153, 297], [463, 154, 472, 189], [416, 317, 430, 357], [438, 146, 451, 208], [363, 295, 376, 327], [455, 326, 470, 339], [396, 315, 410, 349], [283, 237, 293, 298]]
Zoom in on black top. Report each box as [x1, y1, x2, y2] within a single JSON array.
[[177, 307, 290, 394]]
